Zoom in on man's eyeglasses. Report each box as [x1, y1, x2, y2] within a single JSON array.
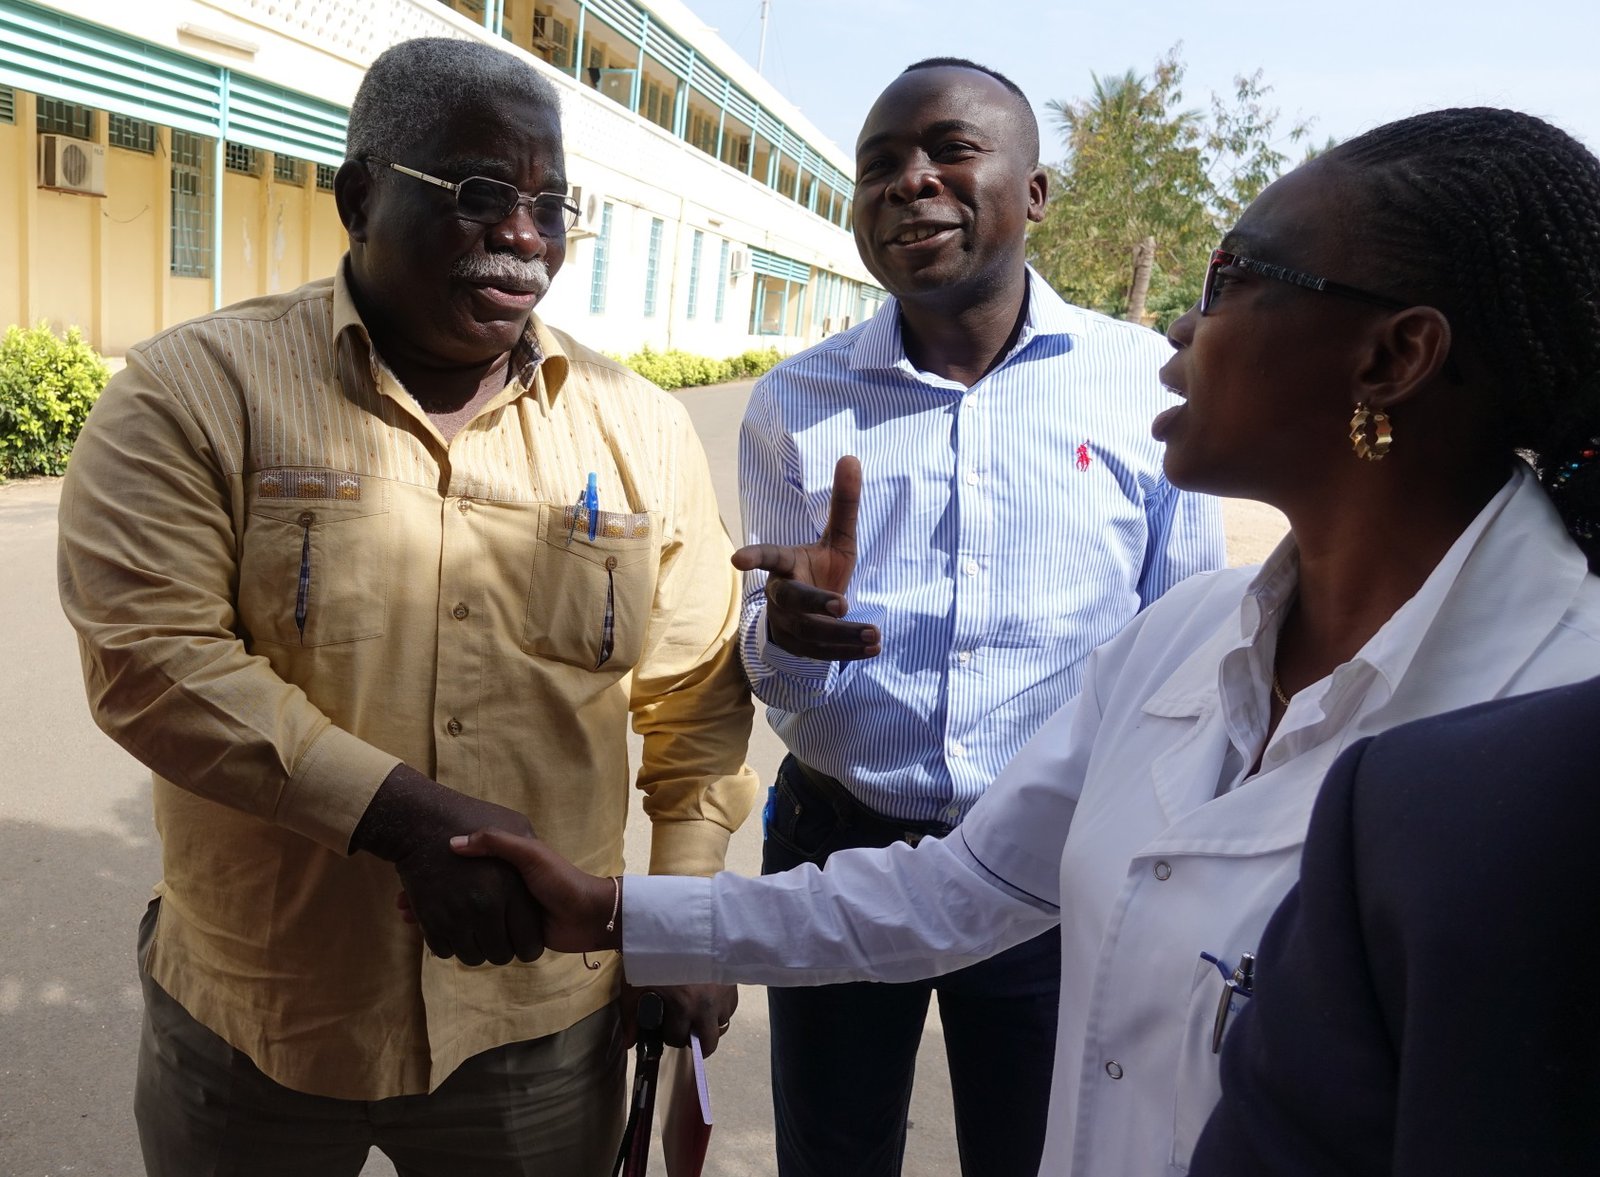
[[367, 157, 580, 236], [1200, 249, 1410, 317]]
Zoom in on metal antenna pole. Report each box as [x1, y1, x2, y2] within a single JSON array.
[[756, 0, 771, 75]]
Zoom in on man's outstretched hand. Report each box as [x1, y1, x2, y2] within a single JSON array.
[[733, 455, 880, 662], [352, 765, 545, 966], [446, 827, 621, 955], [447, 829, 742, 1055]]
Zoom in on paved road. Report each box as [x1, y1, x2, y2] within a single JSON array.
[[0, 375, 1286, 1177]]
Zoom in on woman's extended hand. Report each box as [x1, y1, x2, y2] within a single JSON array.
[[446, 828, 622, 954]]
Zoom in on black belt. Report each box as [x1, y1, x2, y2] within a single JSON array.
[[789, 758, 956, 848]]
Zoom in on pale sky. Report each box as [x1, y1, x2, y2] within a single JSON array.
[[684, 0, 1600, 178]]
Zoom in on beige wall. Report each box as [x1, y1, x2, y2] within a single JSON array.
[[1, 91, 347, 354], [102, 137, 165, 354]]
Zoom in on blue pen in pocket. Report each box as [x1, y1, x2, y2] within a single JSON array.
[[567, 471, 601, 546]]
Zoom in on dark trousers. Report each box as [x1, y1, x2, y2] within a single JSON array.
[[133, 901, 626, 1177], [762, 756, 1060, 1177]]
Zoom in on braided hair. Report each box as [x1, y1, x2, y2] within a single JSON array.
[[1325, 108, 1600, 566]]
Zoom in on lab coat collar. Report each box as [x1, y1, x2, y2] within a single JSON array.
[[1140, 464, 1592, 846]]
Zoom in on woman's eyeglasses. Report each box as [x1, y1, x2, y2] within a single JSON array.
[[1200, 249, 1411, 316], [367, 157, 580, 236]]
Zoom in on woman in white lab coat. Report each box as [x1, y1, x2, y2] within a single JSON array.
[[451, 108, 1600, 1176]]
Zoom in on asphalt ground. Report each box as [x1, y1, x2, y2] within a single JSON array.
[[0, 375, 1285, 1176]]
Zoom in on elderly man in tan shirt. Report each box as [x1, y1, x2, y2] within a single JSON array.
[[56, 37, 755, 1177]]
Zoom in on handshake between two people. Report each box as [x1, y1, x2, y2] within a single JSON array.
[[352, 455, 877, 1053], [354, 769, 737, 1053]]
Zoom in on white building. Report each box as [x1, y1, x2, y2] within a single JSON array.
[[0, 0, 884, 357]]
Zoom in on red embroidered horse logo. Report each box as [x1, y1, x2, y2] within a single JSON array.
[[1075, 442, 1092, 472]]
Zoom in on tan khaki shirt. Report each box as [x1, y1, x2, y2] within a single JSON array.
[[58, 266, 757, 1099]]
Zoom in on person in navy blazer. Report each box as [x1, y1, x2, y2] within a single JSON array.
[[1192, 675, 1600, 1176]]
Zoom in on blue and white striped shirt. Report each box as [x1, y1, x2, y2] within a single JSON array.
[[738, 269, 1226, 823]]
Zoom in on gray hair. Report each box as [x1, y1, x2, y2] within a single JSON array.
[[346, 38, 561, 163]]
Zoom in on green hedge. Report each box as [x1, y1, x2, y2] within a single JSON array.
[[0, 322, 110, 481], [610, 345, 784, 391]]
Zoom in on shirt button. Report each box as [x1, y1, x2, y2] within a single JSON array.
[[957, 650, 972, 664], [963, 560, 979, 577], [446, 718, 464, 737], [944, 804, 960, 821], [1105, 1061, 1124, 1080], [451, 603, 469, 620], [1153, 861, 1172, 881], [964, 471, 979, 486], [950, 742, 966, 758], [457, 497, 474, 514], [297, 511, 314, 527]]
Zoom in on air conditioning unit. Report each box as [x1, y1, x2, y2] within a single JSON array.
[[728, 248, 749, 276], [38, 135, 105, 196]]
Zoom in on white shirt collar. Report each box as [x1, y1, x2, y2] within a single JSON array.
[[847, 266, 1091, 375]]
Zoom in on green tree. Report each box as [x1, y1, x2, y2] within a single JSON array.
[[1030, 48, 1310, 329]]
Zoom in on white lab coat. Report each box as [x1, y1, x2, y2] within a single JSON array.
[[625, 465, 1600, 1175]]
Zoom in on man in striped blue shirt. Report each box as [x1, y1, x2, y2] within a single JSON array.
[[735, 58, 1225, 1177]]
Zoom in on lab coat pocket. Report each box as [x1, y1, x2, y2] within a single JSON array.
[[1170, 956, 1236, 1171], [524, 502, 657, 671], [238, 470, 390, 647]]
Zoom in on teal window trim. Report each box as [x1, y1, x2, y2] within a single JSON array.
[[0, 1, 347, 166], [686, 229, 702, 319], [643, 216, 663, 317], [590, 201, 613, 314], [715, 239, 729, 323]]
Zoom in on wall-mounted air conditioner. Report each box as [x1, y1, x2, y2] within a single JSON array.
[[728, 248, 749, 276], [39, 135, 106, 196]]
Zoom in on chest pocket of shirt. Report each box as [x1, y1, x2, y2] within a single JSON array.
[[238, 470, 391, 648], [523, 502, 657, 671]]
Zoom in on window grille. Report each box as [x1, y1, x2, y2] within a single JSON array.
[[170, 131, 212, 278], [315, 163, 338, 191], [273, 155, 304, 185], [108, 114, 157, 153], [0, 89, 14, 125], [37, 98, 94, 139], [224, 141, 260, 176]]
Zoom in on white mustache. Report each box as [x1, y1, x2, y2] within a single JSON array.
[[452, 255, 551, 294]]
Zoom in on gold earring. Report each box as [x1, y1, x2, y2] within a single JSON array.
[[1350, 404, 1393, 461]]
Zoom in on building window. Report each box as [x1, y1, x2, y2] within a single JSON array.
[[686, 231, 703, 320], [589, 202, 613, 314], [715, 240, 729, 323], [273, 155, 305, 185], [532, 11, 571, 69], [315, 163, 338, 191], [225, 142, 261, 176], [37, 98, 94, 139], [684, 230, 704, 319], [0, 89, 17, 126], [643, 217, 664, 317], [108, 114, 157, 153], [170, 131, 212, 278]]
